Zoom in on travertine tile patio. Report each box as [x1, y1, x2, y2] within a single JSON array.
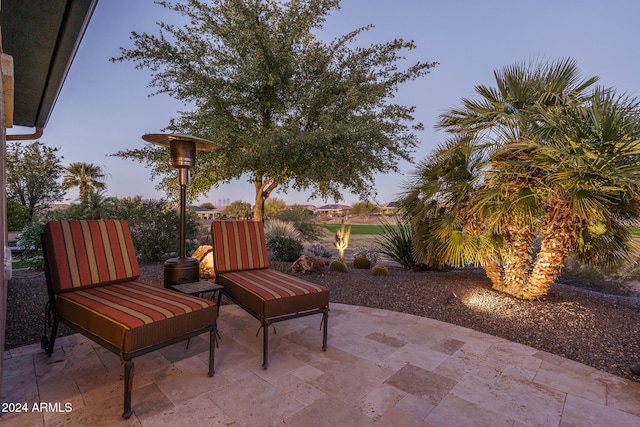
[[3, 303, 640, 426]]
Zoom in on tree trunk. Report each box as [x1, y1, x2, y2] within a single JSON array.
[[518, 205, 583, 300], [482, 260, 504, 289], [499, 223, 535, 296]]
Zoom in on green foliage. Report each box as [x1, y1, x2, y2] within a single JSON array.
[[275, 204, 323, 242], [81, 189, 116, 219], [353, 256, 372, 269], [403, 57, 640, 298], [112, 0, 436, 218], [62, 162, 107, 203], [264, 198, 288, 219], [266, 236, 303, 262], [6, 141, 65, 222], [15, 222, 45, 269], [349, 201, 381, 218], [7, 199, 29, 231], [375, 216, 424, 270], [329, 260, 347, 272], [107, 197, 197, 263], [371, 264, 388, 276], [220, 200, 252, 219], [320, 223, 391, 235], [200, 202, 215, 209]]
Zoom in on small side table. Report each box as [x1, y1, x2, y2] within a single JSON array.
[[172, 281, 223, 348], [172, 280, 223, 302]]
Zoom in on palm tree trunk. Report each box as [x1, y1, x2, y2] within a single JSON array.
[[482, 261, 504, 289], [499, 223, 535, 295], [518, 205, 583, 300]]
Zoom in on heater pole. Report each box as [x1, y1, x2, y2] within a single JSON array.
[[179, 182, 187, 258]]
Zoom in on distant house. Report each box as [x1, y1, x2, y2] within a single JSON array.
[[313, 204, 352, 217], [379, 201, 399, 216], [188, 205, 222, 220]]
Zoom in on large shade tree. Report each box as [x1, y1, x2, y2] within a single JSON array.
[[401, 58, 640, 300], [6, 141, 65, 222], [112, 0, 436, 221]]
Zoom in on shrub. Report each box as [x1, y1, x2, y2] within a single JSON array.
[[329, 260, 347, 272], [108, 197, 197, 262], [374, 216, 426, 270], [267, 236, 303, 262], [352, 245, 379, 265], [306, 243, 332, 258], [353, 256, 372, 269], [371, 264, 388, 276], [15, 222, 45, 269], [274, 205, 323, 242], [264, 219, 302, 241]]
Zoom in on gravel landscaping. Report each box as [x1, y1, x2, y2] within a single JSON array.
[[6, 263, 640, 383]]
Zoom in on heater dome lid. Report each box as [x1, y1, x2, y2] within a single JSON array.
[[142, 133, 218, 152]]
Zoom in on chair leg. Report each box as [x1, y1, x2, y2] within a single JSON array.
[[208, 328, 216, 377], [262, 320, 269, 369], [42, 317, 59, 356], [122, 360, 134, 419], [322, 309, 328, 351]]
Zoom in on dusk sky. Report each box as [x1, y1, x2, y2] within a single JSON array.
[[9, 0, 640, 207]]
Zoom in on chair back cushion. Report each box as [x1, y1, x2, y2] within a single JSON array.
[[211, 220, 270, 273], [44, 220, 140, 293]]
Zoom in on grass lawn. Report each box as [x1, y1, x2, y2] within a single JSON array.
[[630, 227, 640, 238], [319, 223, 392, 235], [11, 259, 30, 269]]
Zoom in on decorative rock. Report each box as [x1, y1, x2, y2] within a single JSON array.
[[292, 254, 325, 274], [192, 245, 214, 278]]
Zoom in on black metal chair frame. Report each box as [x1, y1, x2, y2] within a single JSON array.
[[215, 288, 328, 369], [41, 239, 217, 419]]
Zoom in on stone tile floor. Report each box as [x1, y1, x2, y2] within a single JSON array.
[[2, 303, 640, 426]]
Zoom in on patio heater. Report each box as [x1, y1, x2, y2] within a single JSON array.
[[142, 133, 218, 288]]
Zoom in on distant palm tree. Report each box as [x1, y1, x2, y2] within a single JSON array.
[[81, 189, 115, 219], [63, 162, 107, 202]]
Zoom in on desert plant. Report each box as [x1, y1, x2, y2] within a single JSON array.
[[353, 256, 372, 269], [334, 219, 352, 262], [267, 236, 304, 262], [371, 264, 388, 276], [306, 243, 332, 258], [264, 219, 302, 242], [329, 260, 348, 272], [375, 216, 425, 270], [352, 245, 380, 265]]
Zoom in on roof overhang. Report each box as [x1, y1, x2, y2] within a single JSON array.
[[1, 0, 98, 130]]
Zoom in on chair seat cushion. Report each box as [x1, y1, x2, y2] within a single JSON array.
[[218, 269, 329, 319], [55, 281, 217, 353]]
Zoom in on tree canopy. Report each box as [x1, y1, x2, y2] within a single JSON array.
[[112, 0, 436, 221], [6, 141, 65, 222]]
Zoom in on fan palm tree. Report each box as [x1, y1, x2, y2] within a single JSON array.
[[507, 87, 640, 298], [62, 162, 107, 203], [402, 58, 640, 299]]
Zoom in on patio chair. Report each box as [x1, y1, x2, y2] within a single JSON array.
[[211, 220, 329, 368], [41, 219, 218, 419]]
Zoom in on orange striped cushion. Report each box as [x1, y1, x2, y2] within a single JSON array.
[[44, 220, 140, 293], [56, 281, 217, 353], [211, 220, 269, 273], [218, 269, 329, 319]]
